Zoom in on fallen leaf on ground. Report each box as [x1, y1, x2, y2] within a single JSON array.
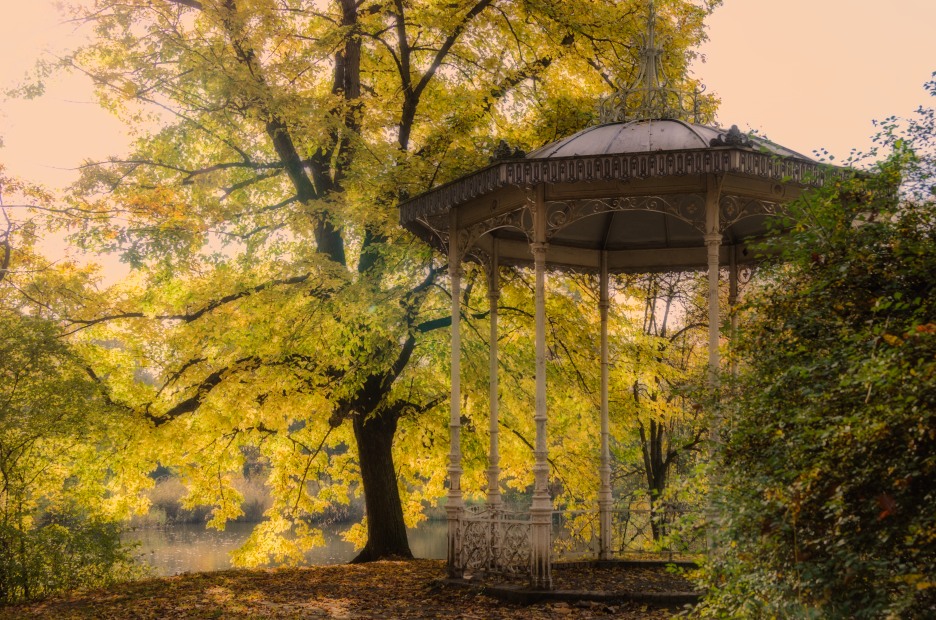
[[0, 560, 684, 619]]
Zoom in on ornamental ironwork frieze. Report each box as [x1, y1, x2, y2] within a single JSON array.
[[461, 205, 532, 253], [544, 194, 707, 238], [504, 151, 731, 187], [416, 204, 531, 263], [413, 214, 451, 251], [718, 195, 782, 231], [464, 245, 491, 267], [401, 165, 507, 226]]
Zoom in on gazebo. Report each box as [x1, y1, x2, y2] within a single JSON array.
[[399, 3, 835, 589]]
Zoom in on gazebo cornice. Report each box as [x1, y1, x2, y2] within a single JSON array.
[[399, 145, 840, 234]]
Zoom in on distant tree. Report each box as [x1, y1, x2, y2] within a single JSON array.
[[695, 80, 936, 618], [619, 273, 707, 520]]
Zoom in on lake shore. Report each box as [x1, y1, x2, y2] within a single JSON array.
[[0, 559, 678, 619], [123, 520, 448, 576]]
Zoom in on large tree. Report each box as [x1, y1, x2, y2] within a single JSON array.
[[32, 0, 716, 562]]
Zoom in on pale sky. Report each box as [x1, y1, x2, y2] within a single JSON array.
[[1, 0, 934, 187], [696, 0, 936, 163], [0, 0, 127, 189]]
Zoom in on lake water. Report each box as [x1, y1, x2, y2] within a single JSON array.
[[124, 520, 448, 576]]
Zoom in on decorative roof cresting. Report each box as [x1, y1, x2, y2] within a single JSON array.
[[597, 0, 704, 124], [709, 125, 754, 148]]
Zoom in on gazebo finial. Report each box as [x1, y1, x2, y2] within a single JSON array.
[[598, 0, 704, 124]]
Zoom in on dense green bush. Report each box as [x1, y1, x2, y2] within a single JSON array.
[[0, 512, 141, 603], [695, 139, 936, 615]]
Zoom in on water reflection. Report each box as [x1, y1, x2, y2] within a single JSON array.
[[124, 520, 447, 576]]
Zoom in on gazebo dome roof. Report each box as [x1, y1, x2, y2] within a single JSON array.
[[398, 118, 836, 274], [396, 0, 839, 276], [526, 119, 811, 161]]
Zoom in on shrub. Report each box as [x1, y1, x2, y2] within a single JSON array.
[[694, 150, 936, 618], [0, 511, 145, 603], [0, 314, 148, 603]]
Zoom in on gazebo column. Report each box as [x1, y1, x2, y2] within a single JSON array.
[[728, 248, 739, 377], [446, 215, 464, 579], [530, 187, 552, 589], [598, 251, 613, 560], [704, 176, 723, 387], [487, 243, 502, 509]]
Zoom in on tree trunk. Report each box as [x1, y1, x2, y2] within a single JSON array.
[[640, 418, 669, 541], [350, 407, 413, 562]]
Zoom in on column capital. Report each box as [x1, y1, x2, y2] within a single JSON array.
[[704, 231, 722, 247], [530, 241, 549, 254]]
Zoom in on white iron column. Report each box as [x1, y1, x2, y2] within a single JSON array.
[[728, 247, 739, 377], [598, 251, 613, 560], [446, 214, 464, 578], [705, 176, 722, 386], [530, 187, 552, 589], [487, 243, 502, 509]]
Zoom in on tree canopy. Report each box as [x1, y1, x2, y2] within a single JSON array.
[[16, 0, 718, 563]]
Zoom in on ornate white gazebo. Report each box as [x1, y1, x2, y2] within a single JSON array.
[[399, 3, 835, 589]]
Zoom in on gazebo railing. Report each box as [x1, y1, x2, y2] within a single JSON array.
[[455, 504, 704, 584], [552, 507, 705, 561], [460, 506, 532, 577]]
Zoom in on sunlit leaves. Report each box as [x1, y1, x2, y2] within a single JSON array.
[[34, 0, 720, 564]]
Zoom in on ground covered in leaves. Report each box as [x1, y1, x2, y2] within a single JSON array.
[[552, 563, 696, 593], [1, 560, 690, 619]]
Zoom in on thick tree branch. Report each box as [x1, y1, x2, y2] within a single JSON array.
[[164, 0, 203, 10], [82, 364, 155, 423], [397, 0, 494, 149], [218, 0, 347, 266], [153, 356, 261, 424], [63, 272, 317, 333], [415, 304, 533, 333]]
